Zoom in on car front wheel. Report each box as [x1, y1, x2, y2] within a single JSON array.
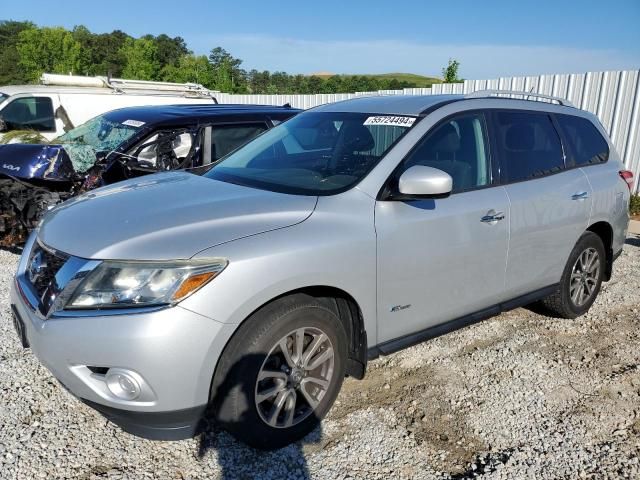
[[210, 294, 348, 449]]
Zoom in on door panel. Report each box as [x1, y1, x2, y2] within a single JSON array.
[[503, 170, 592, 297], [375, 187, 509, 343], [489, 109, 593, 298]]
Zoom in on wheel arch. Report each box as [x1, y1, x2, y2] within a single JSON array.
[[586, 221, 614, 281], [209, 285, 368, 407], [295, 286, 368, 379]]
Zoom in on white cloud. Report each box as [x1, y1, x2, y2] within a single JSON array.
[[189, 34, 639, 78]]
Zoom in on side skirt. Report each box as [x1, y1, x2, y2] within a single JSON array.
[[368, 284, 558, 360]]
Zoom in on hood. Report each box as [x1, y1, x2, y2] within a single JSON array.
[[39, 171, 317, 260], [0, 143, 77, 181]]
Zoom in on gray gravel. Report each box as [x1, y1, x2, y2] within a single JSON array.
[[1, 236, 640, 479]]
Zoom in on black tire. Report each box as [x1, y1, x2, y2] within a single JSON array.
[[209, 293, 348, 450], [540, 231, 605, 319]]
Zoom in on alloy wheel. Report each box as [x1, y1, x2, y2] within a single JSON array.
[[569, 247, 600, 307], [255, 327, 335, 428]]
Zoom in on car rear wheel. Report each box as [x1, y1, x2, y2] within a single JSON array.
[[210, 294, 347, 450], [540, 231, 605, 319]]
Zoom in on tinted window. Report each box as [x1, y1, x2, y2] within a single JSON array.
[[556, 114, 609, 166], [400, 113, 490, 192], [495, 111, 564, 183], [211, 124, 267, 161], [1, 97, 55, 132]]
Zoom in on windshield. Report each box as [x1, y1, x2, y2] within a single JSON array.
[[54, 114, 142, 172], [0, 93, 7, 105], [206, 112, 416, 195], [56, 114, 140, 152]]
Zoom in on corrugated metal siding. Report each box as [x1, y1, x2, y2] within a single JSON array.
[[217, 70, 640, 190]]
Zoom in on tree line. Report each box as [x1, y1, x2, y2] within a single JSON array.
[[0, 21, 458, 94]]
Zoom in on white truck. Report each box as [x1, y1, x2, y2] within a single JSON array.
[[0, 74, 219, 141]]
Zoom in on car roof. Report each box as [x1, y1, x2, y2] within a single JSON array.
[[312, 94, 464, 115], [101, 103, 301, 126], [309, 94, 585, 116]]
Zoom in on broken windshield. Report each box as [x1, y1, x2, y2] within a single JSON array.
[[57, 114, 140, 152], [55, 114, 141, 172]]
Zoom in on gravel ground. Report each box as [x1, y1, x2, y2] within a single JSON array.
[[1, 237, 640, 479]]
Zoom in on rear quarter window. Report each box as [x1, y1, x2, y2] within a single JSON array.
[[556, 114, 609, 166]]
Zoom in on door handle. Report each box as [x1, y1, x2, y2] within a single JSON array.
[[571, 191, 589, 200], [481, 211, 505, 223]]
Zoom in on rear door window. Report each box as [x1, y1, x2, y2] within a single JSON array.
[[555, 114, 609, 166], [0, 96, 55, 132], [493, 111, 565, 183], [211, 123, 268, 161]]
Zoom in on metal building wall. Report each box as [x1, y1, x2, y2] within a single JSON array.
[[217, 70, 640, 190]]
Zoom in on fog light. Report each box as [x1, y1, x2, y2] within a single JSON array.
[[105, 369, 141, 400]]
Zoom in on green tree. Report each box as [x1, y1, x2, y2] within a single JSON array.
[[442, 58, 461, 83], [71, 25, 95, 75], [16, 26, 83, 82], [247, 69, 273, 93], [92, 30, 130, 77], [0, 21, 34, 84], [161, 54, 215, 88], [120, 37, 160, 80], [155, 34, 190, 68], [305, 75, 323, 94], [208, 47, 247, 92], [1, 22, 429, 92]]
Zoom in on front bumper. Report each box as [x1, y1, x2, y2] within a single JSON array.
[[10, 280, 237, 440]]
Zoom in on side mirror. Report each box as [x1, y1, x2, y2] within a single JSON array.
[[398, 165, 452, 198]]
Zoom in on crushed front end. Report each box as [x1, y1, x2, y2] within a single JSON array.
[[0, 144, 81, 247]]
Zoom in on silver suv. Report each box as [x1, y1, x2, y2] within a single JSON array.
[[11, 92, 632, 449]]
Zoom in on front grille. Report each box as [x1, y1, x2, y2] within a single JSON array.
[[27, 242, 69, 301]]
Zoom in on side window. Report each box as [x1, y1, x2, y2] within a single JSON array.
[[556, 114, 609, 166], [495, 111, 564, 183], [401, 113, 490, 192], [129, 129, 196, 170], [211, 124, 267, 161], [1, 97, 55, 132]]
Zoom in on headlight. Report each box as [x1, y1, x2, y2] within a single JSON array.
[[66, 259, 227, 309]]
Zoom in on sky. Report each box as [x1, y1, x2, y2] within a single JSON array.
[[3, 0, 640, 79]]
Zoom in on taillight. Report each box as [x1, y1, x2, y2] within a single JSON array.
[[619, 170, 634, 191]]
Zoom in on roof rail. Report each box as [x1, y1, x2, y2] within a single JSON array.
[[465, 89, 574, 107], [39, 73, 219, 101]]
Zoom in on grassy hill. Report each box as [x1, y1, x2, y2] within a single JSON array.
[[310, 72, 442, 87], [368, 73, 442, 87]]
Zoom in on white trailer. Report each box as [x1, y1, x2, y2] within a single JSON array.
[[0, 74, 219, 140]]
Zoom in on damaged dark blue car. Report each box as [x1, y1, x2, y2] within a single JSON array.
[[0, 103, 299, 246]]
